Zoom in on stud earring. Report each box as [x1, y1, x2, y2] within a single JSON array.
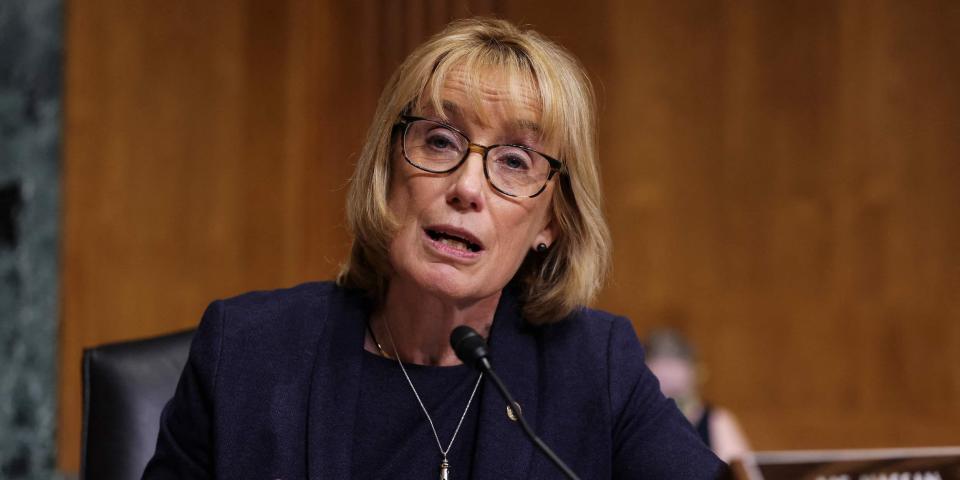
[[536, 243, 549, 253]]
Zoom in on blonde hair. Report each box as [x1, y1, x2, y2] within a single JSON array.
[[338, 17, 610, 324]]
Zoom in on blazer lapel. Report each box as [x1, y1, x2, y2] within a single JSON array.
[[306, 289, 369, 479], [471, 287, 540, 480]]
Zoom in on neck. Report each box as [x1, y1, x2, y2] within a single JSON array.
[[369, 279, 500, 366]]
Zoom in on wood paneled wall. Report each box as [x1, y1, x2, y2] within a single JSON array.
[[61, 0, 960, 473], [597, 0, 960, 449]]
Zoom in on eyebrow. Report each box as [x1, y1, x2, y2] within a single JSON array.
[[516, 119, 543, 135], [441, 100, 462, 118]]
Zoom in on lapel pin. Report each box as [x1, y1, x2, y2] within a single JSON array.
[[506, 402, 521, 422]]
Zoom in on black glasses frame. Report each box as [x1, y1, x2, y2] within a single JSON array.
[[397, 115, 563, 198]]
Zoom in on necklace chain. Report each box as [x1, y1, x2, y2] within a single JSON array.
[[382, 317, 484, 460], [367, 321, 391, 358]]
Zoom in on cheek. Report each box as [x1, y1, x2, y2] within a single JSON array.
[[387, 168, 428, 226], [495, 194, 551, 246], [483, 202, 550, 285], [490, 206, 535, 253]]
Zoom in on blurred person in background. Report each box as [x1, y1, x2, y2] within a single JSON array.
[[645, 328, 751, 463]]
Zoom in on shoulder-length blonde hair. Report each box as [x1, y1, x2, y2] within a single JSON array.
[[337, 17, 610, 324]]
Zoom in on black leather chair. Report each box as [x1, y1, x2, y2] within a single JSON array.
[[81, 329, 194, 480]]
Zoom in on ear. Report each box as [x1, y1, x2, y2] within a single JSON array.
[[532, 216, 557, 251]]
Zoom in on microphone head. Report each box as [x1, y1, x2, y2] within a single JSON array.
[[450, 325, 489, 368]]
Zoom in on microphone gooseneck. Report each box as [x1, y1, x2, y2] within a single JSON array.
[[450, 326, 582, 480]]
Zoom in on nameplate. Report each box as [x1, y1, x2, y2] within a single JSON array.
[[730, 447, 960, 480]]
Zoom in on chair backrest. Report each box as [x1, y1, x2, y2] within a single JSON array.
[[81, 329, 194, 480]]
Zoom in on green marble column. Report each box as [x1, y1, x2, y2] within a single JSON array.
[[0, 0, 63, 478]]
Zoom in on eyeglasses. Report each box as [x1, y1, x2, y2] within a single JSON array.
[[397, 115, 563, 198]]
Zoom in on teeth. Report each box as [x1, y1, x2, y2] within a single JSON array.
[[427, 229, 480, 252], [439, 237, 468, 250]]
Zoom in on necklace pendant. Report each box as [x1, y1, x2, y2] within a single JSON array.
[[439, 459, 450, 480]]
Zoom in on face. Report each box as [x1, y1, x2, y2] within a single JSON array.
[[647, 357, 697, 400], [386, 67, 557, 303]]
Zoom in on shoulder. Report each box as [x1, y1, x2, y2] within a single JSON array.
[[209, 281, 359, 331], [538, 307, 642, 361], [187, 281, 368, 395], [708, 407, 747, 438], [708, 406, 752, 462], [533, 307, 649, 405], [192, 281, 368, 363], [217, 281, 343, 316]]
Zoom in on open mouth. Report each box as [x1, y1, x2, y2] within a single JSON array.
[[425, 228, 483, 253]]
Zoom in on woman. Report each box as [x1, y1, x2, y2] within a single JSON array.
[[645, 329, 751, 463], [144, 17, 725, 479]]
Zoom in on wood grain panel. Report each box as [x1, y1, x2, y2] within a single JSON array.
[[60, 0, 960, 473]]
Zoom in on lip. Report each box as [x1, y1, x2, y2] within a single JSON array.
[[422, 224, 485, 260]]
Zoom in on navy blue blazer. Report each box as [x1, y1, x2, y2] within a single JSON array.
[[144, 282, 725, 479]]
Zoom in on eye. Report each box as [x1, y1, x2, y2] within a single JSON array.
[[424, 128, 463, 152], [492, 148, 533, 171]]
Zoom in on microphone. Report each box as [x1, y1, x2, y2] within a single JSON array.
[[450, 326, 582, 480], [449, 325, 492, 370]]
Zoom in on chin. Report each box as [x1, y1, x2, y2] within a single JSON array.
[[408, 264, 501, 304], [421, 267, 483, 301]]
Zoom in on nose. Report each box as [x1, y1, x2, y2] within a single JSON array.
[[447, 148, 486, 211]]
